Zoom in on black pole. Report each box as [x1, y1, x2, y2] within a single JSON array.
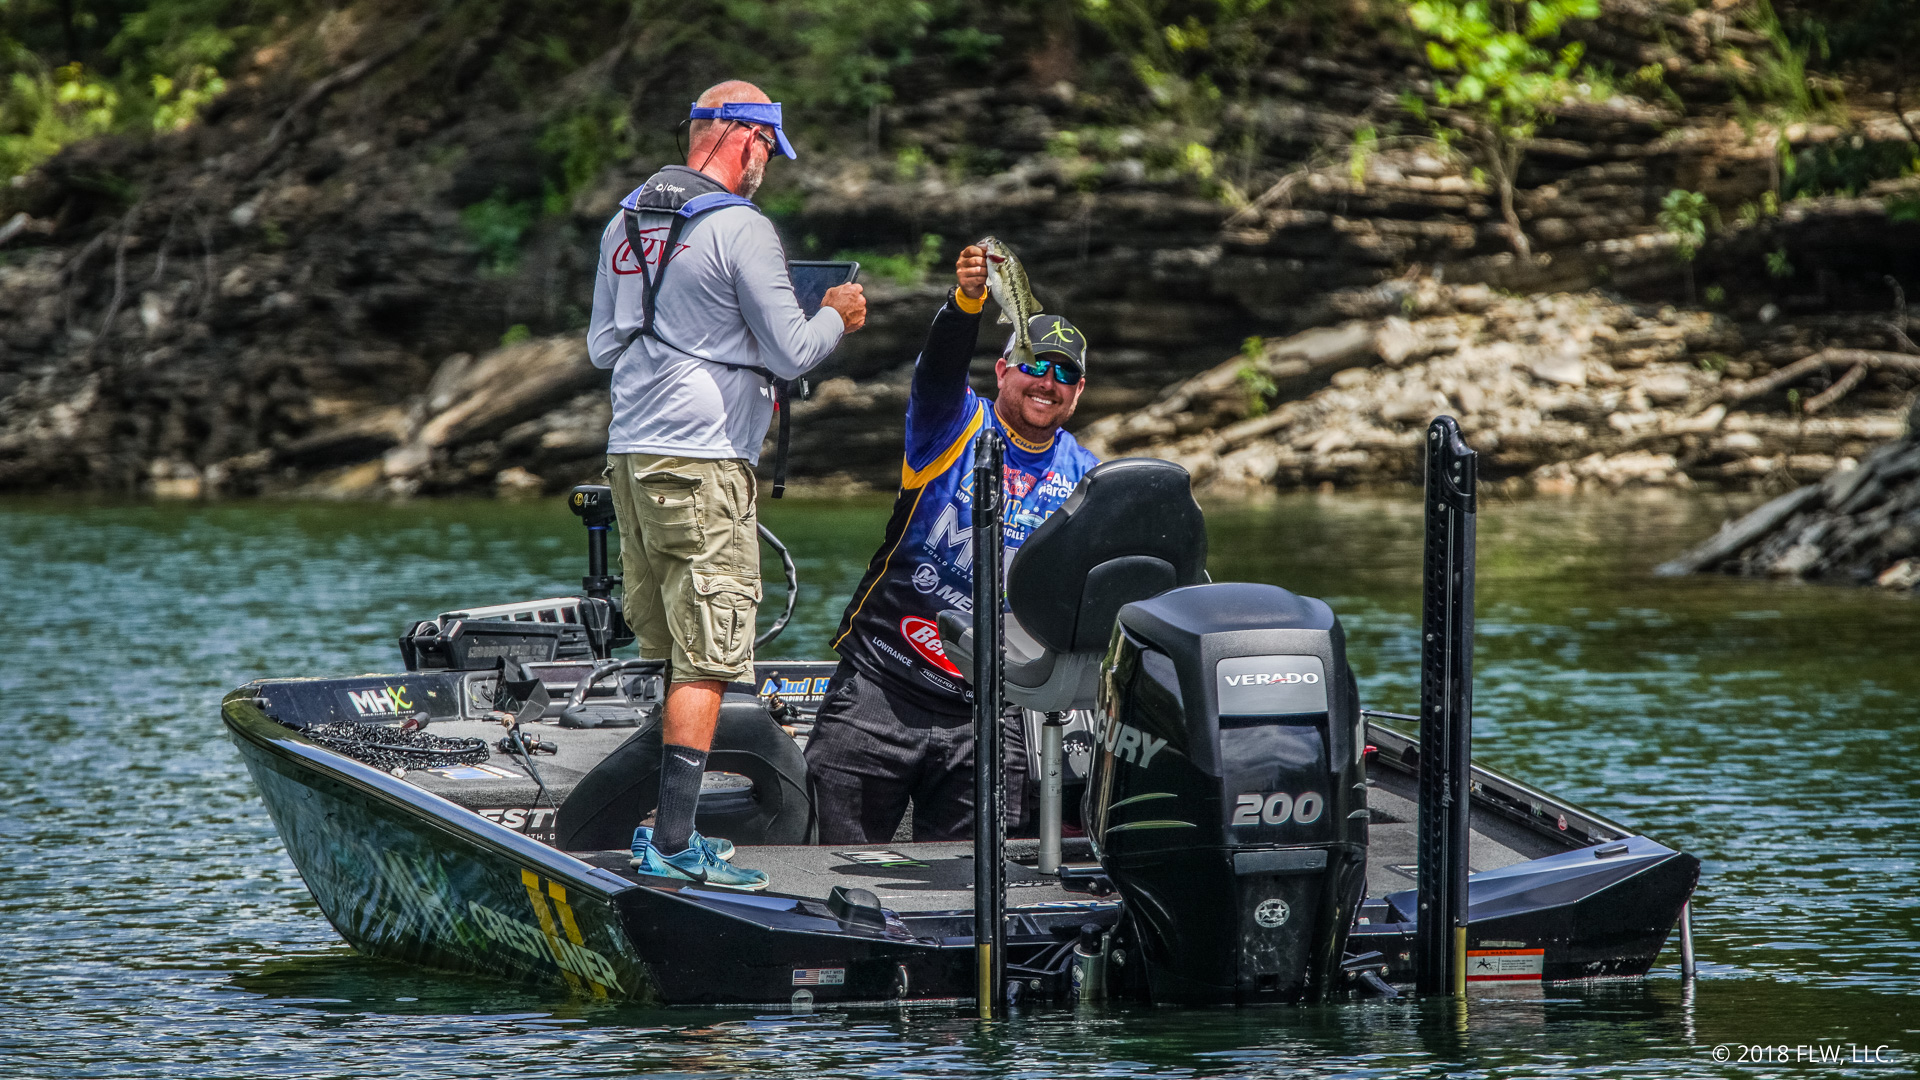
[[1415, 416, 1477, 997], [569, 485, 620, 659], [970, 427, 1006, 1019]]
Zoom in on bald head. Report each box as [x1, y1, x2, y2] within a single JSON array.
[[689, 80, 771, 147]]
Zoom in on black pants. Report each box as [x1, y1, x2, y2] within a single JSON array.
[[805, 660, 1027, 844]]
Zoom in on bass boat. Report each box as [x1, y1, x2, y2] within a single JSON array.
[[222, 419, 1699, 1009]]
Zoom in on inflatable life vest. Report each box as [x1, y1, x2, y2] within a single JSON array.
[[616, 169, 802, 497]]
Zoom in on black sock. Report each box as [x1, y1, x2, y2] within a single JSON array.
[[653, 743, 708, 856]]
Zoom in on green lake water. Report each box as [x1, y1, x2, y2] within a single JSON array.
[[0, 490, 1913, 1077]]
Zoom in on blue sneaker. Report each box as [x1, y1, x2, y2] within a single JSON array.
[[630, 826, 734, 864], [631, 832, 769, 891]]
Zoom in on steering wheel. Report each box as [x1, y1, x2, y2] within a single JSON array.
[[755, 522, 798, 649]]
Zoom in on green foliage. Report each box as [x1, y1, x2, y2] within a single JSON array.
[[894, 144, 927, 182], [1781, 138, 1918, 201], [1888, 194, 1920, 223], [1348, 125, 1377, 186], [462, 193, 538, 276], [500, 323, 533, 346], [537, 98, 633, 214], [1235, 348, 1276, 417], [0, 62, 120, 179], [1736, 0, 1835, 121], [1077, 0, 1290, 122], [1703, 284, 1725, 306], [1736, 190, 1780, 226], [834, 232, 945, 286], [1766, 246, 1793, 279], [1405, 0, 1601, 256], [1658, 189, 1709, 262]]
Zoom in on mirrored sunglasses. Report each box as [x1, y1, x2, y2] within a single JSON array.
[[1014, 357, 1083, 385]]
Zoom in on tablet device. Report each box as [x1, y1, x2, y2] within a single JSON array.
[[789, 260, 860, 317]]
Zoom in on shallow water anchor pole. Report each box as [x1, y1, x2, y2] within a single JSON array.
[[1416, 416, 1477, 997], [1679, 901, 1697, 980], [970, 427, 1008, 1019]]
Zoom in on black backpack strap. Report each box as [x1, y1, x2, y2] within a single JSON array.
[[771, 378, 791, 499], [624, 207, 696, 346]]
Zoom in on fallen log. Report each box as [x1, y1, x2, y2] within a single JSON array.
[[1652, 483, 1823, 576], [1719, 348, 1920, 413]]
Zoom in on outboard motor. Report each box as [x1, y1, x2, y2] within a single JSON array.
[[1087, 583, 1367, 1004]]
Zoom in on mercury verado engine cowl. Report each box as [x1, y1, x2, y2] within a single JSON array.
[[1087, 582, 1367, 1004]]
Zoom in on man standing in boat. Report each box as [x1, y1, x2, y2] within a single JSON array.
[[588, 80, 866, 889], [806, 245, 1098, 844]]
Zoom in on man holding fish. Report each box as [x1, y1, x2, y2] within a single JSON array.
[[807, 239, 1100, 844]]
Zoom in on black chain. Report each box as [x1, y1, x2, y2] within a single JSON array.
[[305, 722, 490, 773]]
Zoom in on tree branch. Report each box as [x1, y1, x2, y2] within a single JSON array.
[[1720, 348, 1920, 410]]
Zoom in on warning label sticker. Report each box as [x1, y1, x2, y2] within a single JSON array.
[[1466, 948, 1545, 981]]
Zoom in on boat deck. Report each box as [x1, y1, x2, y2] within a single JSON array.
[[574, 842, 1106, 913]]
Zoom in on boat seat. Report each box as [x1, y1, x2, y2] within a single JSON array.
[[939, 457, 1207, 713]]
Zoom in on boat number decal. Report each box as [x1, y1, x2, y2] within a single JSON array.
[[1090, 716, 1170, 768], [346, 685, 412, 717], [1231, 791, 1325, 826], [793, 968, 846, 986], [1254, 899, 1291, 928], [1467, 948, 1544, 981]]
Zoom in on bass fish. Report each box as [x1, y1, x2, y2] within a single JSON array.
[[979, 236, 1040, 366]]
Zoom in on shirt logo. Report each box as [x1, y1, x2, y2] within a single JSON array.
[[900, 616, 962, 676], [1004, 467, 1036, 499], [911, 563, 940, 593], [611, 229, 689, 275]]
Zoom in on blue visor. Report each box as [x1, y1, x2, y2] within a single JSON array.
[[688, 101, 796, 160]]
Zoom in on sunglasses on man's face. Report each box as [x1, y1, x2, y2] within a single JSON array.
[[1013, 357, 1083, 385]]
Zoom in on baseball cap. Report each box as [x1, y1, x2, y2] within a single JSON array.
[[1003, 315, 1087, 369]]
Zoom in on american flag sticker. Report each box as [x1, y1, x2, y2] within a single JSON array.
[[792, 968, 846, 986], [1466, 948, 1544, 981]]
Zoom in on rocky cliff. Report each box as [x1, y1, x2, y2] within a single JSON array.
[[2, 0, 1918, 498]]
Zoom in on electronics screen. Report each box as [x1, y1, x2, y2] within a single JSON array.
[[789, 261, 860, 317]]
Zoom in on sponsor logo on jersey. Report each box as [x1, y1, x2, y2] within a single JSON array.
[[924, 502, 974, 570], [869, 634, 913, 668], [900, 616, 962, 675], [1005, 467, 1036, 499], [1037, 470, 1076, 498], [911, 563, 940, 593]]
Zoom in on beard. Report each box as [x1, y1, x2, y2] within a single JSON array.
[[738, 157, 766, 199]]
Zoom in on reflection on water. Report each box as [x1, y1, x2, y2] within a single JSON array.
[[1, 490, 1913, 1078]]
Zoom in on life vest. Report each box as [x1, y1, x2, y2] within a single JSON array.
[[617, 169, 802, 497]]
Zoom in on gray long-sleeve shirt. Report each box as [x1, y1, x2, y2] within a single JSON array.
[[587, 200, 843, 463]]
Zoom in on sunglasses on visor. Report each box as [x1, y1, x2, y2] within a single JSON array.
[[1014, 357, 1083, 385]]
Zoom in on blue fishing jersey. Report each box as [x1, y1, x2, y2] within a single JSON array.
[[832, 296, 1100, 712]]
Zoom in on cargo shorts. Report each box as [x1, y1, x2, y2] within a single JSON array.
[[607, 453, 761, 683]]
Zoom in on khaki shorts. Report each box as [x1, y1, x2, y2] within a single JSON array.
[[607, 453, 761, 683]]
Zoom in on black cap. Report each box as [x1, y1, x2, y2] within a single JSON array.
[[1004, 314, 1087, 371]]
